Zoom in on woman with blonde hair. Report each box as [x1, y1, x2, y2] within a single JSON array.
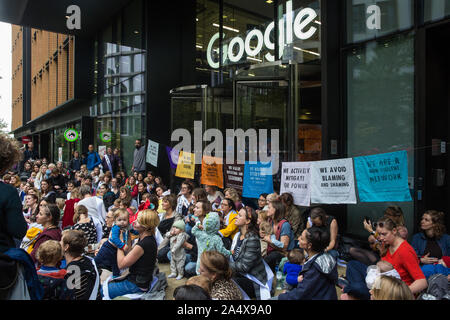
[[370, 275, 414, 300], [104, 209, 160, 299], [224, 187, 243, 211]]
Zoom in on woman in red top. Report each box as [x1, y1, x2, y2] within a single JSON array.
[[62, 187, 81, 229], [376, 217, 428, 295]]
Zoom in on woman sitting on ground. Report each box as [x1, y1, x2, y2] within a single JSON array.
[[199, 250, 243, 300], [306, 207, 339, 259], [30, 203, 62, 264], [231, 206, 268, 300], [349, 206, 408, 266], [341, 217, 427, 300], [263, 199, 295, 272], [273, 226, 338, 300], [105, 209, 159, 299], [411, 210, 450, 278]]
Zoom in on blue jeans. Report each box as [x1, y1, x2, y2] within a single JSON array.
[[95, 241, 120, 277], [103, 279, 144, 299]]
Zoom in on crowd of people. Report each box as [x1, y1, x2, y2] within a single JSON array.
[[0, 133, 449, 300]]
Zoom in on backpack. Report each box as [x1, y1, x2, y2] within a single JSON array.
[[0, 252, 19, 300], [418, 273, 450, 300]]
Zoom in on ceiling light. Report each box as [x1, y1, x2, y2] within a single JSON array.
[[134, 30, 139, 34], [294, 47, 320, 57], [247, 56, 262, 62], [196, 44, 203, 49], [212, 23, 239, 33], [266, 0, 273, 3]]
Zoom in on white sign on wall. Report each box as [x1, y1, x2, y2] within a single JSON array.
[[280, 162, 312, 207], [310, 158, 357, 204]]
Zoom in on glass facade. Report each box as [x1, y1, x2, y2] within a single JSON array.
[[53, 122, 82, 164], [424, 0, 450, 23], [90, 0, 146, 172], [346, 33, 415, 237], [196, 0, 321, 86], [346, 0, 414, 43]]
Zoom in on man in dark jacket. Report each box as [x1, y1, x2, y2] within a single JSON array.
[[101, 147, 118, 177], [274, 227, 338, 300], [47, 168, 67, 195]]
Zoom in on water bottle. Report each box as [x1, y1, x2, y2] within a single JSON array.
[[276, 266, 283, 290]]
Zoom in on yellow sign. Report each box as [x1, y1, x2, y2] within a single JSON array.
[[200, 156, 224, 189], [175, 151, 196, 179]]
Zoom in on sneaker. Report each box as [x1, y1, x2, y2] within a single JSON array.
[[167, 273, 177, 278], [176, 275, 184, 280], [337, 276, 349, 289]]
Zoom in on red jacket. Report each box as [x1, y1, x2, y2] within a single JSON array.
[[62, 198, 80, 229]]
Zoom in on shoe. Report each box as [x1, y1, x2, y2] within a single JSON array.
[[176, 275, 184, 280], [167, 273, 177, 278], [337, 276, 349, 289]]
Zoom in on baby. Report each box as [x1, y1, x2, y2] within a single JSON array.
[[283, 248, 306, 290], [192, 211, 231, 275], [167, 220, 190, 280], [365, 260, 401, 289], [94, 208, 137, 278], [186, 275, 211, 295], [259, 221, 284, 257]]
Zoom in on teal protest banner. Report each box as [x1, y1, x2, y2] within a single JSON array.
[[354, 151, 412, 202]]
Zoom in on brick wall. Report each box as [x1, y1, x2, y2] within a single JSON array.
[[29, 29, 75, 122], [11, 25, 23, 131]]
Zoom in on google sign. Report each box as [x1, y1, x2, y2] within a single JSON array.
[[207, 1, 319, 69]]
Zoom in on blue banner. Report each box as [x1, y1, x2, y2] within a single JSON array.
[[354, 151, 412, 202], [242, 161, 274, 199]]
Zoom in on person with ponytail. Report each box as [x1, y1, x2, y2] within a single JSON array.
[[263, 199, 295, 272]]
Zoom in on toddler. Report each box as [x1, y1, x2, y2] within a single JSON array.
[[94, 208, 137, 278], [192, 211, 231, 275], [36, 240, 68, 300], [167, 220, 190, 280], [186, 275, 211, 295], [259, 221, 284, 257], [365, 260, 401, 289], [283, 248, 305, 290]]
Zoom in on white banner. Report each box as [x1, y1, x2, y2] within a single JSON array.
[[58, 147, 63, 162], [280, 162, 312, 207], [98, 146, 106, 159], [146, 139, 159, 167], [310, 158, 357, 204]]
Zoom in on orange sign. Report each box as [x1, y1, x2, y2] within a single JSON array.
[[200, 156, 224, 189]]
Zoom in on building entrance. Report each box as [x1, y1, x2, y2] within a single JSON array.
[[419, 21, 450, 229]]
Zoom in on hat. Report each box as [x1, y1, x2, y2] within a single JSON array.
[[172, 219, 185, 231]]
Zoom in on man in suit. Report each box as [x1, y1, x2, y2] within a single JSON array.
[[101, 147, 118, 176]]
